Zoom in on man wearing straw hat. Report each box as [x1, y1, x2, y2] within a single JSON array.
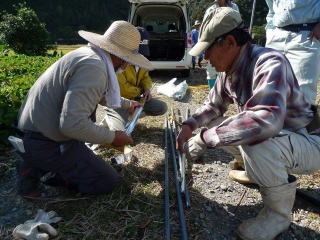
[[177, 8, 320, 240], [14, 21, 153, 198], [100, 27, 167, 132]]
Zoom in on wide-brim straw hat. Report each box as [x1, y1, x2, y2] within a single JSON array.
[[78, 21, 153, 70]]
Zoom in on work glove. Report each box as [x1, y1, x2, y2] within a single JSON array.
[[183, 129, 207, 162], [12, 209, 62, 240]]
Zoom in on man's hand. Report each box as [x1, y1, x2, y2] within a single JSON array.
[[176, 124, 193, 152], [183, 131, 207, 162], [129, 100, 143, 114], [112, 131, 133, 147], [308, 22, 320, 40], [143, 89, 152, 102]]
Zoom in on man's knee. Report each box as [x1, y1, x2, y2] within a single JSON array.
[[158, 100, 168, 115], [78, 171, 121, 195], [240, 141, 289, 187]]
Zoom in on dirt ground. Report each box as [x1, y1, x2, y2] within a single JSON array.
[[0, 66, 320, 240]]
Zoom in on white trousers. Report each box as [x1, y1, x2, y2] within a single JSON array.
[[266, 28, 320, 105], [208, 118, 320, 187]]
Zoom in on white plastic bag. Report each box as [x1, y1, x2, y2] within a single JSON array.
[[157, 78, 188, 100]]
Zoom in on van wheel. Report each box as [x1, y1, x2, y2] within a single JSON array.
[[181, 69, 190, 78]]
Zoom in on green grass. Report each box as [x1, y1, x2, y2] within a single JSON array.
[[47, 44, 84, 55]]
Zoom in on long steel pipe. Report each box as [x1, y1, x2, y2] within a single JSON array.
[[167, 115, 188, 240], [164, 115, 171, 240], [171, 109, 191, 208], [125, 82, 157, 135]]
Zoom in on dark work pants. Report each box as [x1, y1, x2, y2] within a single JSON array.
[[19, 136, 121, 195]]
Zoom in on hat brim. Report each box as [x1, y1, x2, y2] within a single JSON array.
[[189, 41, 211, 56], [79, 30, 154, 71]]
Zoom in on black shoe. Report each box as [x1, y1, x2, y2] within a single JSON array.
[[16, 160, 41, 199], [41, 172, 78, 192]]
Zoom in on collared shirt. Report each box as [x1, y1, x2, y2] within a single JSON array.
[[117, 64, 152, 99], [183, 43, 313, 147], [265, 0, 320, 29]]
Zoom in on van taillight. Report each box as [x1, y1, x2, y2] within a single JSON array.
[[187, 31, 192, 48]]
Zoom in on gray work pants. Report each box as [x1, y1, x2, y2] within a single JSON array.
[[208, 117, 320, 187], [20, 136, 121, 195]]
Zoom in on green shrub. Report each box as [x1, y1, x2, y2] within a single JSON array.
[[0, 3, 49, 56], [252, 24, 266, 46], [0, 54, 58, 150]]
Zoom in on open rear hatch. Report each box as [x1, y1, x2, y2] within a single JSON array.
[[130, 4, 187, 61]]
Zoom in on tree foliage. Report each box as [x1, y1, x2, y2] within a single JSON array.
[[0, 0, 267, 45], [0, 3, 49, 55], [188, 0, 268, 27], [188, 0, 268, 45], [0, 0, 130, 44]]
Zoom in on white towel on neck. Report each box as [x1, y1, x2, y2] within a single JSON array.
[[88, 43, 121, 109]]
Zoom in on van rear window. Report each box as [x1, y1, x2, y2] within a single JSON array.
[[132, 5, 186, 34]]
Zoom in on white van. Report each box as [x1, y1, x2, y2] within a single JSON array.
[[128, 0, 192, 77]]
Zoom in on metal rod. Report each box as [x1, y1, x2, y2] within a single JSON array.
[[125, 107, 143, 135], [183, 107, 191, 208], [185, 107, 190, 121], [249, 0, 257, 35], [181, 153, 191, 208], [167, 116, 188, 240], [125, 82, 157, 135], [171, 109, 191, 208], [171, 109, 183, 181], [164, 115, 171, 240]]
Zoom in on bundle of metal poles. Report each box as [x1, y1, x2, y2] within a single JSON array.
[[163, 107, 191, 240]]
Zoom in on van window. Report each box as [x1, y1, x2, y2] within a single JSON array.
[[132, 5, 186, 34], [131, 4, 187, 61]]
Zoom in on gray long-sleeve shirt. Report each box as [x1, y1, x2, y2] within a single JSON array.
[[17, 46, 131, 144]]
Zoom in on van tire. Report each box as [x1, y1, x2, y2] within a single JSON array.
[[181, 69, 190, 78]]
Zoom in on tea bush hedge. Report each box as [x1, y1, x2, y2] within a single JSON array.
[[0, 54, 58, 150]]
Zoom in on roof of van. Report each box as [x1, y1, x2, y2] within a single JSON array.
[[128, 0, 189, 4]]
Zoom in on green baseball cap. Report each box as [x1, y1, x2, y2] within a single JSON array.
[[189, 7, 242, 56]]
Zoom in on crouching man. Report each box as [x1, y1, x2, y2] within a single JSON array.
[[177, 8, 320, 240], [101, 27, 167, 132], [14, 21, 153, 198]]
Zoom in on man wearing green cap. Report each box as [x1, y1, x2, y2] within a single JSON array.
[[177, 7, 320, 240]]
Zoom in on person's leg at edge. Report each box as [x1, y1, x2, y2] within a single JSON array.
[[237, 129, 320, 240]]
